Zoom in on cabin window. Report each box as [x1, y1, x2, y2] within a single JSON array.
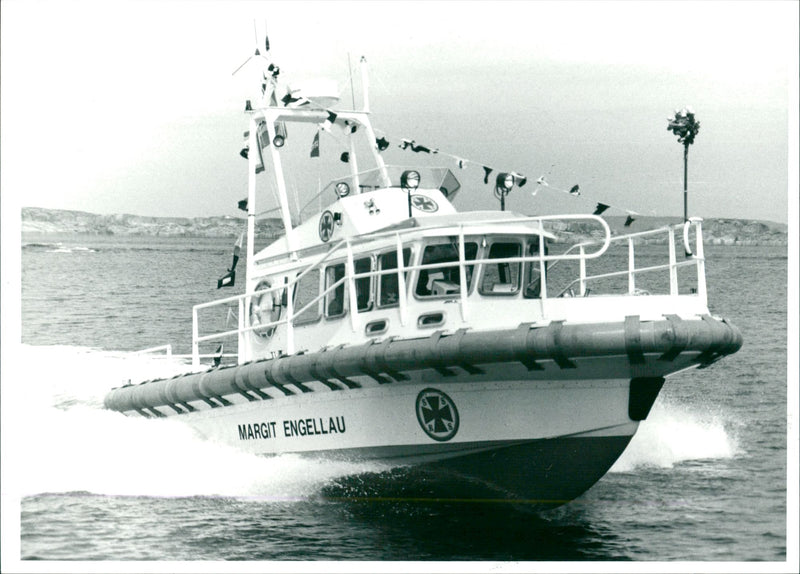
[[355, 257, 373, 312], [378, 248, 411, 308], [415, 241, 477, 298], [523, 237, 546, 299], [293, 269, 321, 325], [325, 263, 346, 318], [479, 242, 522, 296]]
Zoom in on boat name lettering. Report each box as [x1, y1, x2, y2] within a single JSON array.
[[238, 421, 279, 441], [283, 416, 346, 438]]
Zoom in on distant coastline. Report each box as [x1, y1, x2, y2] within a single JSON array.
[[21, 207, 788, 246]]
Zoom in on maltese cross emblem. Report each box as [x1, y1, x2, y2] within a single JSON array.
[[416, 388, 459, 442], [318, 211, 334, 242], [410, 194, 438, 213]]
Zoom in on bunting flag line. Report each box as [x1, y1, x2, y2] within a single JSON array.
[[310, 130, 320, 158], [310, 127, 649, 224]]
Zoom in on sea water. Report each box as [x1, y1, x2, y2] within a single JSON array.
[[8, 236, 789, 563]]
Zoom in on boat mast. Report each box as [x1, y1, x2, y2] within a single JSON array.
[[358, 56, 391, 188]]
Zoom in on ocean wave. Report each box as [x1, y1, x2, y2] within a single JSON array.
[[6, 344, 389, 499], [610, 398, 740, 472]]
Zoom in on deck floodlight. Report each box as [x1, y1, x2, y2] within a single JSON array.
[[495, 172, 515, 211], [401, 170, 421, 190], [335, 182, 350, 198], [496, 172, 515, 192]]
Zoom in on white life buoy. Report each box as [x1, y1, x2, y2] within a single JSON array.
[[250, 280, 282, 338], [683, 217, 702, 257]]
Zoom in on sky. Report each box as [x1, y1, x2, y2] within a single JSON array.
[[1, 0, 798, 224]]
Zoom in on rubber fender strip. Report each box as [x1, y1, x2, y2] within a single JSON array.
[[236, 368, 272, 398], [429, 330, 458, 377], [237, 390, 260, 402], [250, 388, 273, 400], [264, 364, 295, 396], [445, 329, 485, 375], [548, 321, 578, 369], [719, 318, 744, 355], [309, 365, 343, 390], [514, 323, 543, 371], [306, 352, 342, 390], [134, 408, 151, 418], [240, 364, 272, 398], [659, 314, 689, 362], [167, 403, 185, 414], [278, 360, 312, 393], [179, 401, 197, 412], [624, 315, 646, 365], [323, 345, 361, 389], [696, 315, 736, 367], [215, 395, 233, 406], [375, 337, 411, 382], [362, 340, 394, 384]]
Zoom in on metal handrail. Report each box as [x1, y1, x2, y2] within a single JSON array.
[[191, 216, 707, 365]]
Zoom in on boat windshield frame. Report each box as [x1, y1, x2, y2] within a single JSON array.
[[299, 165, 461, 222]]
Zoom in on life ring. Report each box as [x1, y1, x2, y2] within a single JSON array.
[[250, 280, 282, 338], [683, 217, 702, 257]]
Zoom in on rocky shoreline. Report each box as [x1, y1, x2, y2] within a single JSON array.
[[21, 207, 788, 246]]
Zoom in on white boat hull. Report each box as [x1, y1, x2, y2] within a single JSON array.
[[181, 378, 638, 505]]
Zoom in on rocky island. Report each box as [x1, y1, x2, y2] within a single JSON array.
[[21, 207, 788, 246]]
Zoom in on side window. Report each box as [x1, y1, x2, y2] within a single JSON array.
[[415, 242, 478, 297], [480, 242, 521, 295], [378, 248, 411, 308], [293, 269, 321, 325], [354, 257, 373, 312], [523, 238, 546, 299], [325, 263, 346, 318]]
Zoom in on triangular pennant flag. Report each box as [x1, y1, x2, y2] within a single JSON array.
[[399, 138, 413, 150], [213, 343, 224, 367], [593, 203, 610, 215], [217, 233, 244, 289], [512, 172, 527, 187], [483, 166, 493, 184], [217, 270, 235, 289], [569, 184, 581, 196], [321, 110, 338, 132], [240, 130, 250, 159], [455, 157, 467, 169], [624, 215, 636, 227], [376, 137, 390, 151], [410, 142, 432, 153], [340, 152, 350, 163], [536, 176, 547, 186], [237, 198, 248, 211], [310, 130, 320, 158]]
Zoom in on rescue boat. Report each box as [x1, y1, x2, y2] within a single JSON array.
[[104, 35, 742, 507]]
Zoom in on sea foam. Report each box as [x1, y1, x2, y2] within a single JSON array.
[[6, 345, 389, 500], [610, 397, 740, 473]]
